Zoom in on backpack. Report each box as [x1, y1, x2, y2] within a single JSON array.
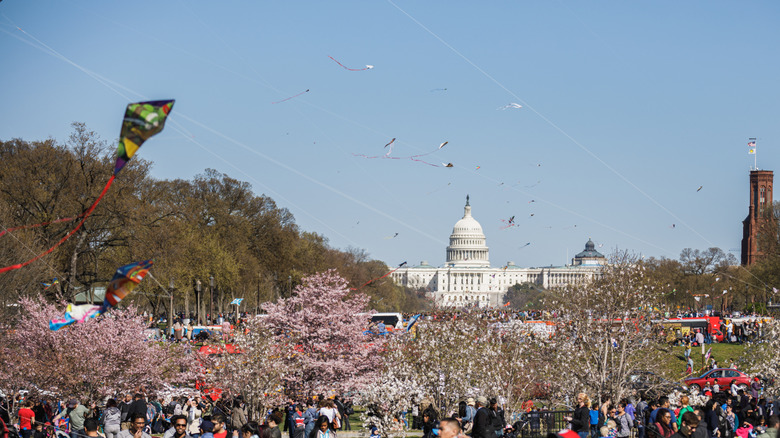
[[646, 423, 662, 438]]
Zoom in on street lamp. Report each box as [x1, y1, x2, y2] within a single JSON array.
[[210, 276, 215, 325], [196, 279, 202, 325], [168, 278, 175, 338]]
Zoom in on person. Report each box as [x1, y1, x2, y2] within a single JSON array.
[[117, 413, 152, 438], [231, 398, 248, 432], [439, 418, 465, 438], [212, 415, 228, 438], [565, 393, 591, 438], [120, 395, 134, 430], [235, 422, 259, 438], [490, 398, 505, 438], [32, 422, 44, 438], [318, 401, 340, 430], [82, 418, 101, 438], [18, 400, 36, 438], [615, 402, 632, 438], [104, 399, 123, 438], [731, 381, 740, 398], [691, 409, 708, 438], [695, 330, 706, 357], [163, 415, 191, 438], [292, 405, 305, 438], [677, 397, 694, 429], [736, 421, 753, 438], [421, 412, 436, 438], [54, 399, 91, 438], [591, 403, 600, 438], [199, 420, 215, 438], [174, 320, 184, 341], [303, 401, 318, 438], [651, 398, 678, 433], [764, 416, 778, 438], [127, 395, 148, 428], [751, 378, 762, 400], [670, 412, 699, 438], [369, 427, 380, 438], [473, 397, 494, 438], [184, 400, 202, 438], [308, 416, 332, 438], [655, 409, 675, 438], [267, 413, 283, 438], [714, 380, 721, 394]]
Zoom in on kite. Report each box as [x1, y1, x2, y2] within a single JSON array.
[[430, 88, 447, 92], [475, 166, 481, 170], [697, 186, 703, 192], [327, 56, 373, 71], [271, 89, 309, 104], [229, 298, 244, 306], [0, 101, 173, 275], [529, 200, 535, 203], [498, 103, 523, 110], [354, 140, 451, 167], [49, 259, 153, 331], [42, 278, 59, 290], [519, 242, 531, 248], [384, 233, 399, 239], [500, 216, 516, 230], [670, 224, 676, 229]]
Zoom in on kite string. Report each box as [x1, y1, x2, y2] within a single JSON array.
[[0, 175, 115, 275], [0, 212, 86, 239], [349, 266, 401, 291]]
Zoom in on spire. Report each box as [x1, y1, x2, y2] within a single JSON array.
[[466, 194, 470, 206], [464, 195, 472, 218]]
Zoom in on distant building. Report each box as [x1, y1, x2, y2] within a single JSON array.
[[391, 196, 605, 308], [741, 170, 773, 266]]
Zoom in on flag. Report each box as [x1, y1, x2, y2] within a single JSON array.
[[749, 139, 756, 155], [694, 297, 701, 302], [705, 347, 712, 361], [503, 302, 511, 307], [229, 298, 244, 306]]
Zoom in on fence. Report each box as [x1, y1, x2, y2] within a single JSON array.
[[516, 410, 572, 438]]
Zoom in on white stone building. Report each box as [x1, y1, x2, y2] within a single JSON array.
[[390, 196, 605, 308]]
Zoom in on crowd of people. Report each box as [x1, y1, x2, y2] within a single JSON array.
[[0, 393, 358, 438]]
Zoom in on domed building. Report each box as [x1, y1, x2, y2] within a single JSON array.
[[391, 196, 605, 308], [446, 195, 490, 267]]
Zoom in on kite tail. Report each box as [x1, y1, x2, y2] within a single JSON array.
[[0, 213, 86, 239], [0, 175, 116, 275], [349, 267, 401, 291]]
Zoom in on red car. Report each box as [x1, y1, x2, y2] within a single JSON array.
[[684, 368, 751, 392]]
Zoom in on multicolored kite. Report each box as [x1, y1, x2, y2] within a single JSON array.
[[49, 260, 153, 331], [0, 101, 173, 275], [115, 100, 175, 174]]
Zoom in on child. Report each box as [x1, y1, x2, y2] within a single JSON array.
[[369, 426, 381, 438]]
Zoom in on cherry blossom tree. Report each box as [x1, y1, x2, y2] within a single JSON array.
[[742, 319, 780, 396], [261, 269, 384, 396], [0, 297, 196, 401], [209, 317, 287, 419], [536, 252, 667, 403]]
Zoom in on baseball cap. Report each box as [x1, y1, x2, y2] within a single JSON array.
[[67, 399, 78, 408]]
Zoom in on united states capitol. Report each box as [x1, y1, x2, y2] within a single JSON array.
[[390, 196, 606, 308]]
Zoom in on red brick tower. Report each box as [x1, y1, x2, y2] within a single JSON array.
[[741, 170, 773, 265]]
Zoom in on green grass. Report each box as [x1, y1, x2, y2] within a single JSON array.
[[655, 343, 748, 382]]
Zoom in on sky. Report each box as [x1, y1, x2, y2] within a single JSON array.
[[1, 1, 780, 270]]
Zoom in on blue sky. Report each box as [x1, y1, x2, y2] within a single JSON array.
[[1, 1, 779, 269]]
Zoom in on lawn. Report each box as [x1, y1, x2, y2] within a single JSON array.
[[656, 342, 748, 382]]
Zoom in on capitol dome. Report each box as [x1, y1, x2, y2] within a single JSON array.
[[446, 195, 490, 267]]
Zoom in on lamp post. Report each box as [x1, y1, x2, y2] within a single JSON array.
[[168, 278, 175, 338], [196, 279, 202, 325], [210, 276, 215, 325]]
